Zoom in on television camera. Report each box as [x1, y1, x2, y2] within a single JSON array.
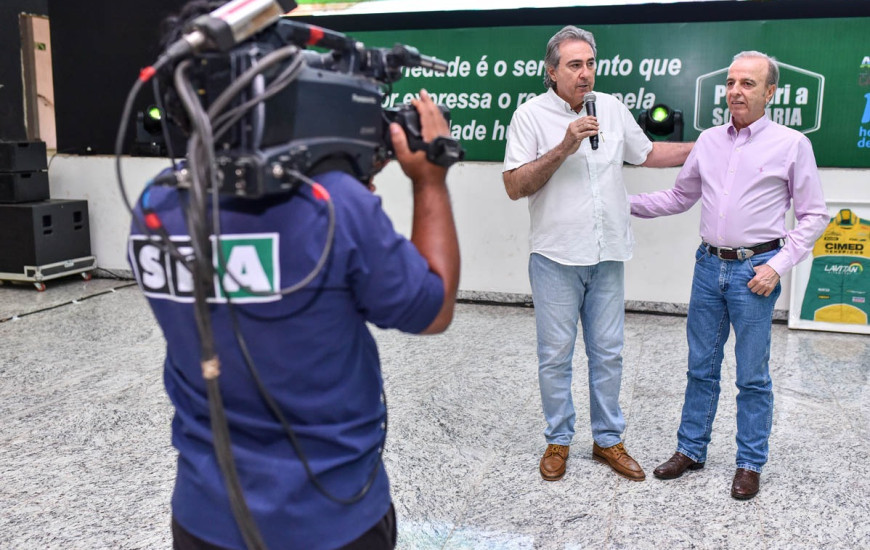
[[149, 16, 464, 198]]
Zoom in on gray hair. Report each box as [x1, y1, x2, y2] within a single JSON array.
[[732, 50, 779, 87], [543, 26, 597, 89]]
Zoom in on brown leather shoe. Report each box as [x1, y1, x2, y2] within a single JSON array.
[[653, 452, 705, 480], [731, 468, 760, 500], [539, 444, 569, 481], [592, 442, 645, 481]]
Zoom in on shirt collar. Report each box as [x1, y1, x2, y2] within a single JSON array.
[[547, 88, 584, 114], [727, 113, 771, 139]]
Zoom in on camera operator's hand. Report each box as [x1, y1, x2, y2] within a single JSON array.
[[390, 89, 450, 183], [390, 89, 459, 334]]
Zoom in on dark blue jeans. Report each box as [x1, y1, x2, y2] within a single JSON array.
[[676, 244, 781, 473]]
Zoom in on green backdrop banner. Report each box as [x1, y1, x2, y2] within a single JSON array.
[[352, 18, 870, 167]]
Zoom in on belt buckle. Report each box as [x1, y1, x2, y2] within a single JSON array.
[[736, 248, 754, 261], [715, 245, 733, 260]]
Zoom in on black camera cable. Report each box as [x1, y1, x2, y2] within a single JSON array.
[[174, 57, 269, 550], [195, 50, 385, 503]]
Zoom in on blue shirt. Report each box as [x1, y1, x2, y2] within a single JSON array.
[[128, 170, 444, 549]]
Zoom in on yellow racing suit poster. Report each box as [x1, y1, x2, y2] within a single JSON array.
[[800, 208, 870, 325]]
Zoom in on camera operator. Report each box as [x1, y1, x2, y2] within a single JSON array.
[[126, 6, 459, 548]]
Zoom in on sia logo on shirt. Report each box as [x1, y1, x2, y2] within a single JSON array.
[[129, 233, 280, 303]]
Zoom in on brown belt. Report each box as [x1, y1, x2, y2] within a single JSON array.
[[704, 238, 783, 261]]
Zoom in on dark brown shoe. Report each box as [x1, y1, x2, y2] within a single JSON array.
[[731, 468, 760, 500], [592, 442, 645, 481], [653, 452, 705, 480], [540, 444, 569, 481]]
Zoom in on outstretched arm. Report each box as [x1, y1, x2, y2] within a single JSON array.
[[391, 89, 460, 334], [641, 141, 694, 168], [631, 142, 701, 218]]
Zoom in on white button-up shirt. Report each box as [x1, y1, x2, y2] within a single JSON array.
[[504, 89, 653, 266]]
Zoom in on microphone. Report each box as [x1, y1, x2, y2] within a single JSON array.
[[583, 92, 598, 151], [164, 0, 298, 60]]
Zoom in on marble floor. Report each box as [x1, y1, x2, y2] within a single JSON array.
[[1, 276, 868, 549]]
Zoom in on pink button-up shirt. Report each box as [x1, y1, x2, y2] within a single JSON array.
[[630, 115, 828, 276]]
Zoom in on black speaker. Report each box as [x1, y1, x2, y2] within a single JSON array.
[[0, 141, 49, 203], [0, 171, 50, 203], [0, 199, 91, 272], [0, 140, 47, 172]]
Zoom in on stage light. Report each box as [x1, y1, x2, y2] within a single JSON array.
[[638, 103, 684, 141], [143, 106, 164, 134], [134, 106, 168, 156], [146, 106, 162, 121], [132, 104, 186, 158], [650, 105, 669, 124]]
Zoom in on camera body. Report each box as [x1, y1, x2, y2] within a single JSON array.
[[159, 19, 463, 198]]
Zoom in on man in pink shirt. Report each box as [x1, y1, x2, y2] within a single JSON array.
[[630, 51, 828, 499]]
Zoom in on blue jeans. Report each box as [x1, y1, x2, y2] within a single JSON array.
[[528, 253, 626, 448], [676, 244, 781, 473]]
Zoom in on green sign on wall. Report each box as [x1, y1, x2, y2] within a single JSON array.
[[354, 17, 870, 167]]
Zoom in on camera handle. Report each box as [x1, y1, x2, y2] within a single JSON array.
[[425, 136, 465, 168]]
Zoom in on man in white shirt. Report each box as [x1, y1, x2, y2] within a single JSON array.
[[503, 25, 692, 482]]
